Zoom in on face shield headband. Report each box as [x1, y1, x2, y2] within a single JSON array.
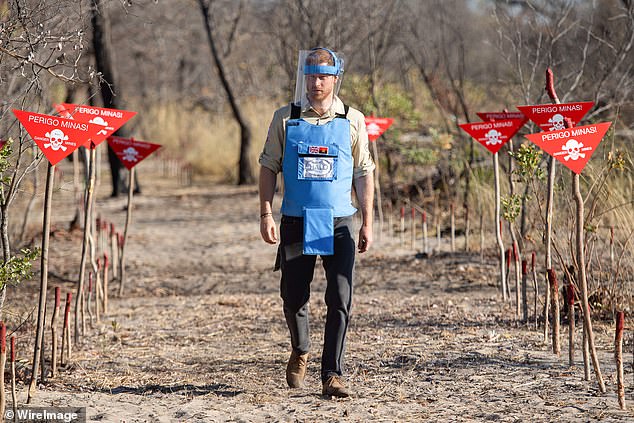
[[303, 48, 343, 76]]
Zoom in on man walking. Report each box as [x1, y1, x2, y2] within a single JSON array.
[[258, 47, 374, 398]]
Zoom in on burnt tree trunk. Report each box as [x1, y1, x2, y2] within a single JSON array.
[[198, 0, 253, 185]]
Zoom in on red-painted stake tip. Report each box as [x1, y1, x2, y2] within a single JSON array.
[[545, 68, 558, 102], [0, 322, 6, 353], [567, 281, 575, 305], [55, 286, 61, 307], [521, 260, 527, 275], [547, 268, 558, 289], [10, 335, 15, 362]]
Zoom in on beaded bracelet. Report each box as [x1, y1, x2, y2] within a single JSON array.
[[260, 212, 273, 218]]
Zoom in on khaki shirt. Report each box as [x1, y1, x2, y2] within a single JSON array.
[[259, 96, 375, 180]]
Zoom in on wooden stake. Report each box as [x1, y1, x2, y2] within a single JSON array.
[[76, 144, 97, 343], [610, 226, 615, 272], [422, 211, 428, 254], [531, 252, 539, 330], [512, 239, 521, 318], [543, 68, 558, 350], [95, 260, 101, 322], [61, 292, 72, 366], [370, 138, 384, 242], [450, 203, 455, 252], [464, 204, 470, 252], [582, 317, 590, 380], [479, 212, 484, 263], [27, 162, 55, 403], [506, 248, 512, 296], [51, 287, 60, 378], [615, 311, 625, 410], [399, 206, 405, 247], [410, 207, 416, 250], [103, 253, 109, 314], [110, 223, 118, 280], [573, 172, 606, 392], [119, 167, 135, 296], [87, 272, 94, 326], [548, 269, 561, 356], [567, 278, 575, 367], [543, 269, 551, 344], [521, 260, 528, 323], [436, 218, 441, 252], [494, 153, 507, 301], [1, 322, 6, 420], [10, 336, 16, 422]]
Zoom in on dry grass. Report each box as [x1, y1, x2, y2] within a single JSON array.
[[134, 98, 276, 182]]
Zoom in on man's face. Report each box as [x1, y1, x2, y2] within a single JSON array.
[[306, 65, 337, 102]]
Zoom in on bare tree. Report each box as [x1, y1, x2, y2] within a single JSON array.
[[197, 0, 253, 184], [0, 0, 90, 316]]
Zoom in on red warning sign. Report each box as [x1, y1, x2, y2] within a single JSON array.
[[459, 119, 526, 154], [476, 111, 528, 125], [107, 136, 161, 169], [13, 109, 100, 165], [516, 101, 593, 132], [524, 122, 611, 174], [365, 117, 394, 142], [57, 104, 137, 147]]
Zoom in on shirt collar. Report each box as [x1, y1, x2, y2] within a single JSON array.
[[302, 96, 345, 118]]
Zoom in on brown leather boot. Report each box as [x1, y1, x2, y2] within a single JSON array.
[[286, 351, 308, 388], [322, 375, 351, 398]]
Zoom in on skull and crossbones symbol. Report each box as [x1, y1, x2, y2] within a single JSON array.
[[44, 129, 68, 151], [548, 113, 566, 131], [561, 139, 585, 161], [484, 129, 503, 145], [122, 147, 140, 162]]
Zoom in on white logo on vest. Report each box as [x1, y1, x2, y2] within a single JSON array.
[[303, 157, 334, 178]]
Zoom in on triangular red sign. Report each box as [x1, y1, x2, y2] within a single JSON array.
[[13, 110, 100, 165], [524, 122, 611, 174], [57, 104, 137, 148], [516, 101, 594, 132], [365, 117, 394, 142], [459, 119, 526, 154], [476, 111, 528, 125], [107, 136, 161, 169]]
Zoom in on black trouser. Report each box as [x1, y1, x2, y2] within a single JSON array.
[[279, 215, 355, 382]]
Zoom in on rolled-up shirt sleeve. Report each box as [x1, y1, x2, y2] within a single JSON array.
[[258, 108, 287, 174], [349, 108, 375, 180]]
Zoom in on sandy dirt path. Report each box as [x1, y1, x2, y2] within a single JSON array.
[[8, 162, 633, 422]]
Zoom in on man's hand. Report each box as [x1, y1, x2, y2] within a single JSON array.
[[260, 215, 278, 244], [357, 224, 372, 253]]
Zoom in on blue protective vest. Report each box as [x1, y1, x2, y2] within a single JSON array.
[[281, 105, 357, 218]]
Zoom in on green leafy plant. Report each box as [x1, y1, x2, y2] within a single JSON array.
[[511, 143, 544, 182], [0, 248, 40, 290], [501, 194, 522, 223]]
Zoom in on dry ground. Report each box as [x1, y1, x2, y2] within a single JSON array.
[[5, 159, 634, 422]]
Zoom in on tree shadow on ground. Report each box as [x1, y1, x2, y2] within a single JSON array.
[[104, 383, 243, 397]]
